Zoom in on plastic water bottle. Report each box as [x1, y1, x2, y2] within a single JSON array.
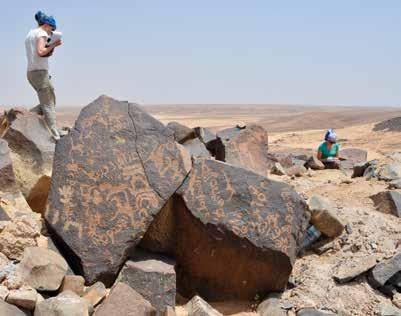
[[301, 225, 321, 249]]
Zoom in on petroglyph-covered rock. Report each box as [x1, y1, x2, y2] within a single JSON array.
[[45, 96, 191, 286], [0, 139, 18, 193], [144, 159, 308, 300], [214, 124, 269, 176], [166, 122, 195, 144], [340, 148, 368, 170]]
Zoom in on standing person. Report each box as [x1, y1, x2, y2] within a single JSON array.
[[25, 11, 65, 140], [317, 129, 340, 169]]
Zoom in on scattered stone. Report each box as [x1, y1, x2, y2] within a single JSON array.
[[94, 282, 156, 316], [183, 138, 211, 158], [45, 96, 191, 286], [286, 165, 307, 177], [371, 191, 401, 217], [297, 308, 337, 316], [345, 224, 352, 235], [161, 159, 308, 300], [308, 195, 345, 238], [166, 122, 195, 144], [185, 295, 223, 316], [82, 281, 107, 307], [213, 124, 269, 176], [304, 156, 325, 170], [312, 239, 335, 255], [117, 255, 176, 314], [60, 275, 85, 296], [377, 303, 401, 316], [3, 110, 55, 197], [267, 152, 294, 169], [369, 252, 401, 288], [394, 293, 401, 309], [257, 297, 288, 316], [339, 148, 368, 170], [6, 287, 37, 310], [0, 216, 40, 260], [271, 162, 287, 176], [389, 179, 401, 189], [26, 175, 51, 214], [34, 290, 90, 316], [333, 256, 377, 283], [18, 247, 68, 291], [379, 163, 401, 181], [0, 299, 27, 316]]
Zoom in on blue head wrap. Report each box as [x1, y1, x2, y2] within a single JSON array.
[[35, 11, 57, 30], [324, 129, 337, 143]]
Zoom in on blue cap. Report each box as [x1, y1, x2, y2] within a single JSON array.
[[35, 11, 57, 30]]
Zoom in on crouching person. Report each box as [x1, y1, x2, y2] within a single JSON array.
[[317, 129, 341, 169]]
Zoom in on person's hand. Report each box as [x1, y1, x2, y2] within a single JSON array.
[[52, 39, 62, 48], [43, 49, 54, 57]]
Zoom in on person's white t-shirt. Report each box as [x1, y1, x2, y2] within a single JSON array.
[[25, 28, 49, 71]]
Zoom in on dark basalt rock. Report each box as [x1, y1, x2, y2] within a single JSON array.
[[340, 148, 368, 170], [0, 139, 17, 193], [213, 124, 269, 176], [144, 159, 309, 300], [183, 138, 211, 158], [166, 122, 196, 144], [45, 95, 191, 286]]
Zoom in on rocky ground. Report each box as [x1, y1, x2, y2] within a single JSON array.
[[0, 100, 400, 315]]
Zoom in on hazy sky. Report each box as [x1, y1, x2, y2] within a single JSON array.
[[2, 1, 401, 107]]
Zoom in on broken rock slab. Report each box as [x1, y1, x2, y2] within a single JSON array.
[[94, 282, 156, 316], [257, 297, 289, 316], [166, 122, 196, 144], [271, 162, 287, 176], [60, 275, 85, 296], [45, 95, 191, 286], [369, 253, 401, 288], [117, 254, 176, 314], [339, 148, 368, 170], [0, 299, 28, 316], [214, 124, 269, 176], [333, 256, 378, 283], [297, 309, 337, 316], [26, 175, 51, 214], [304, 156, 325, 171], [286, 165, 307, 177], [377, 304, 401, 316], [18, 247, 68, 291], [379, 163, 401, 181], [82, 281, 107, 307], [308, 195, 345, 238], [3, 110, 55, 197], [34, 290, 90, 316], [370, 191, 401, 217], [185, 295, 223, 316], [147, 158, 309, 300], [0, 139, 18, 193], [193, 127, 216, 146], [6, 286, 38, 310], [183, 138, 211, 158]]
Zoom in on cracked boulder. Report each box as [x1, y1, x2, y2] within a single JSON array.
[[2, 109, 55, 197], [143, 159, 309, 300], [45, 95, 191, 286], [213, 124, 269, 176]]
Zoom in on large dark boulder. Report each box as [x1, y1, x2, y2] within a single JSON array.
[[166, 122, 195, 144], [3, 110, 55, 196], [182, 138, 211, 158], [370, 191, 401, 218], [143, 159, 309, 300], [213, 124, 269, 176], [45, 96, 191, 286], [339, 148, 368, 170]]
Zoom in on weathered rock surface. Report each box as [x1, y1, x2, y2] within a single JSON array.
[[183, 138, 211, 158], [3, 110, 55, 196], [117, 255, 176, 314], [267, 152, 294, 169], [145, 158, 308, 300], [297, 308, 337, 316], [193, 127, 216, 146], [308, 195, 345, 238], [379, 163, 401, 181], [333, 256, 378, 283], [94, 282, 156, 316], [82, 281, 107, 307], [352, 160, 377, 178], [0, 216, 40, 260], [339, 148, 368, 170], [389, 272, 401, 287], [167, 122, 195, 144], [34, 290, 90, 316], [26, 175, 51, 214], [45, 95, 191, 286], [0, 139, 18, 193], [18, 247, 68, 291], [164, 307, 176, 316], [214, 124, 269, 176], [257, 297, 288, 316], [0, 299, 28, 316], [185, 295, 223, 316], [305, 156, 325, 170], [60, 275, 85, 296], [371, 191, 401, 217], [389, 179, 401, 189], [286, 165, 307, 177], [6, 287, 38, 310], [394, 293, 401, 309], [369, 253, 401, 288], [377, 303, 401, 316]]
